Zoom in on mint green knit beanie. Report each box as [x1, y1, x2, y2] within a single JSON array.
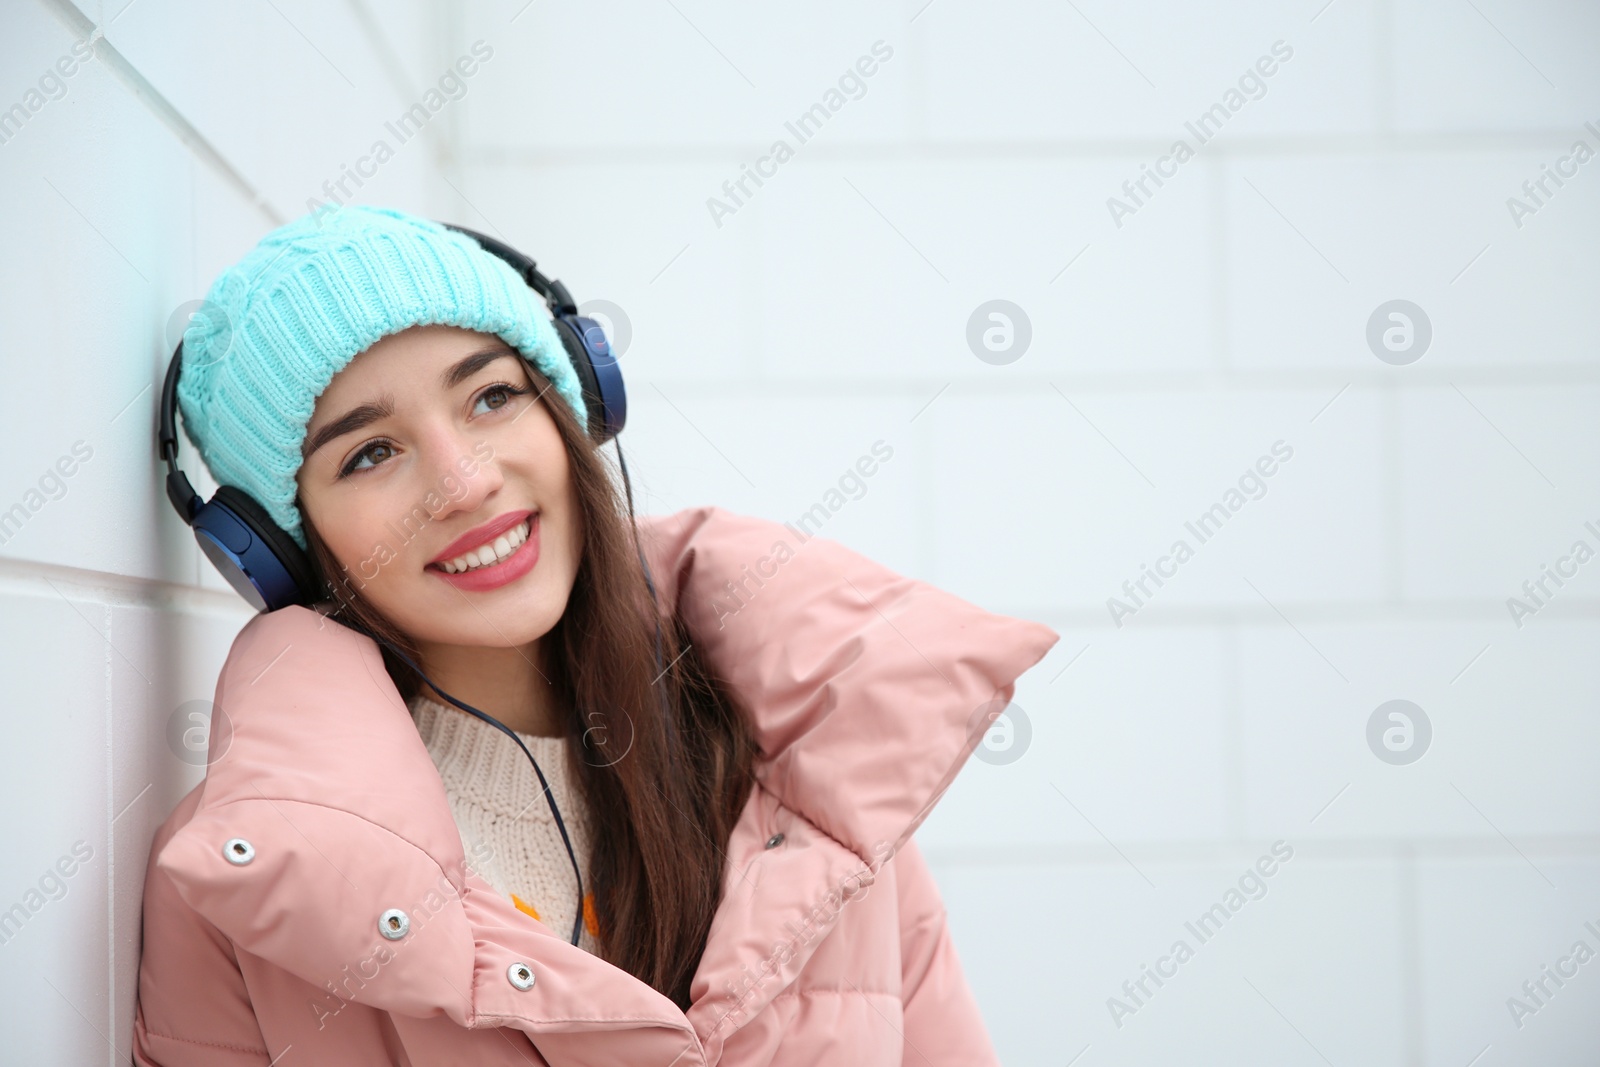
[[176, 204, 589, 551]]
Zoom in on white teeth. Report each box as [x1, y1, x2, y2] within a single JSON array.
[[440, 519, 531, 574]]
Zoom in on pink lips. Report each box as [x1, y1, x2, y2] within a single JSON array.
[[428, 513, 541, 593], [429, 508, 535, 566]]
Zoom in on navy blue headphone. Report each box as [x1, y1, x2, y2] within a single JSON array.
[[158, 222, 660, 948]]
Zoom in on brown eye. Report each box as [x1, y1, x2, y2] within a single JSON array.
[[472, 383, 529, 416], [340, 440, 396, 477]]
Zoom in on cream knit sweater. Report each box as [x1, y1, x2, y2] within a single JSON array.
[[408, 694, 599, 954]]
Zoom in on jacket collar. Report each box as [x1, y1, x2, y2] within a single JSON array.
[[635, 508, 1059, 871]]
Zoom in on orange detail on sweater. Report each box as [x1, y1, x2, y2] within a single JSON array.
[[511, 892, 597, 939]]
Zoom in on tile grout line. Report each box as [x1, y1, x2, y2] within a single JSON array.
[[1220, 622, 1246, 841], [912, 396, 937, 582], [1209, 156, 1230, 376], [464, 128, 1598, 168], [906, 0, 928, 143], [610, 371, 1600, 393], [340, 0, 424, 113], [103, 599, 115, 1067], [744, 184, 764, 383], [438, 0, 465, 186], [38, 0, 284, 226], [1383, 384, 1404, 605], [1375, 0, 1395, 141], [1398, 844, 1425, 1067]]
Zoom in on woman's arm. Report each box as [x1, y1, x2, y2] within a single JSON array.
[[893, 839, 1001, 1067]]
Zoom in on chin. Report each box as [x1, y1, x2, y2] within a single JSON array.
[[438, 588, 569, 646]]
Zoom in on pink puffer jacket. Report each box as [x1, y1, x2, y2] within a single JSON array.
[[132, 506, 1057, 1065]]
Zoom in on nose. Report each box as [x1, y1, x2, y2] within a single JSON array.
[[420, 419, 502, 523]]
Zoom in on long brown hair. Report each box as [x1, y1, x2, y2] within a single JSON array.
[[299, 364, 760, 1008]]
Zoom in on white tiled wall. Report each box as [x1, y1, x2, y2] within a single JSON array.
[[1, 0, 1595, 1063]]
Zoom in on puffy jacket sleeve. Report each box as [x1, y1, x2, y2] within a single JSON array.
[[133, 787, 272, 1067], [894, 839, 1000, 1067]]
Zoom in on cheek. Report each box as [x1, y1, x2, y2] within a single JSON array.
[[540, 483, 585, 585], [524, 452, 581, 581], [308, 491, 405, 583], [329, 524, 383, 580], [519, 412, 578, 533]]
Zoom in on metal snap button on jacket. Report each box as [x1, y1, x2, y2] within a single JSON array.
[[507, 962, 536, 990], [378, 908, 410, 940], [222, 838, 255, 865], [765, 832, 785, 849]]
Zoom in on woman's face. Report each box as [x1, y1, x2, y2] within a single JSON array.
[[295, 324, 582, 652]]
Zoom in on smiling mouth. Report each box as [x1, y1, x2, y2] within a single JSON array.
[[432, 517, 534, 574]]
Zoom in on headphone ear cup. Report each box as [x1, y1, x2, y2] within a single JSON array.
[[550, 313, 626, 443], [551, 316, 601, 429], [198, 486, 323, 612]]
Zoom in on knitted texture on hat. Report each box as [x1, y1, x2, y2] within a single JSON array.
[[176, 204, 589, 551]]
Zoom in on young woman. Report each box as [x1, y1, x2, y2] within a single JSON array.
[[132, 205, 1057, 1065]]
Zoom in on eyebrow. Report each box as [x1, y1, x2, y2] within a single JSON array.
[[301, 347, 521, 459]]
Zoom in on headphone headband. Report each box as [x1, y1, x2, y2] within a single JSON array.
[[159, 221, 627, 613], [441, 223, 576, 315]]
